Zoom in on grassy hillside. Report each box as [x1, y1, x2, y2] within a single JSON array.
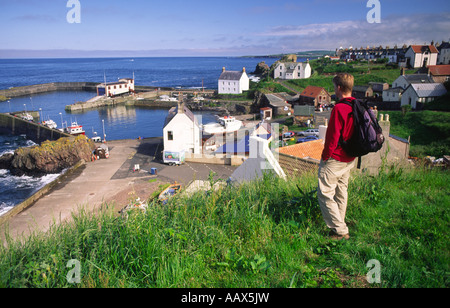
[[386, 111, 450, 157], [1, 166, 448, 288]]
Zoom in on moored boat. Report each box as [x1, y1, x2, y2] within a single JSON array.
[[42, 119, 57, 129], [65, 122, 85, 136], [158, 183, 182, 204], [202, 115, 242, 135]]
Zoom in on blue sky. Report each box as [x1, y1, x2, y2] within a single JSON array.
[[0, 0, 449, 57]]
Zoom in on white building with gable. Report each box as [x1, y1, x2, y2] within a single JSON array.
[[218, 67, 250, 95], [274, 61, 311, 80], [401, 83, 447, 109], [163, 99, 201, 155]]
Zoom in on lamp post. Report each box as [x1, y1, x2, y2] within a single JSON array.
[[59, 112, 63, 129], [102, 119, 106, 143]]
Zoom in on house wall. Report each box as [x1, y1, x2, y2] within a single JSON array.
[[392, 76, 409, 89], [438, 48, 450, 65], [382, 90, 402, 102], [406, 48, 438, 68], [275, 62, 311, 80], [218, 73, 248, 94], [401, 86, 418, 108], [239, 73, 250, 92], [163, 113, 201, 155]]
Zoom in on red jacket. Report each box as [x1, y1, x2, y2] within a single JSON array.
[[321, 97, 356, 162]]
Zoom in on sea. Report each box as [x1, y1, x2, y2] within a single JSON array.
[[0, 56, 281, 215]]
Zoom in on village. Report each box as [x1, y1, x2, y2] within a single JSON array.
[[50, 41, 450, 187], [147, 41, 448, 183]]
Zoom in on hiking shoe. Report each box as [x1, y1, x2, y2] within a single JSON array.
[[329, 230, 350, 240]]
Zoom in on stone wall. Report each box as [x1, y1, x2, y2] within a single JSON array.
[[0, 113, 71, 144], [0, 82, 99, 98]]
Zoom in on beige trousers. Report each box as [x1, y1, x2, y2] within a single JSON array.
[[318, 158, 355, 236]]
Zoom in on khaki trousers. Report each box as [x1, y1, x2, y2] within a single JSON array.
[[318, 158, 355, 236]]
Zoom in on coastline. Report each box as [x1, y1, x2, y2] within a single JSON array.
[[0, 138, 238, 244]]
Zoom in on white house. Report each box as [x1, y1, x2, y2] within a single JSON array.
[[401, 83, 447, 109], [405, 45, 438, 68], [97, 78, 135, 97], [163, 100, 201, 155], [218, 67, 249, 94], [392, 73, 434, 90], [437, 42, 450, 65], [274, 61, 311, 80]]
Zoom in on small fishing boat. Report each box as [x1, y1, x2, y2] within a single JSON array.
[[42, 119, 57, 129], [65, 122, 86, 136], [158, 183, 182, 204], [21, 113, 33, 121], [202, 115, 243, 135]]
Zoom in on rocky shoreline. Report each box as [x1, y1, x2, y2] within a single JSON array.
[[0, 135, 95, 177]]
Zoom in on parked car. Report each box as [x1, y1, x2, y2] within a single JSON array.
[[297, 129, 319, 137], [297, 136, 319, 143], [282, 131, 296, 139]]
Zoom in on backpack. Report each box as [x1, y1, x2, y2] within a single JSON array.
[[338, 99, 385, 160]]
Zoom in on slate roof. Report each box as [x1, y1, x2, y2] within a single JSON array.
[[265, 94, 291, 108], [403, 74, 434, 84], [409, 83, 447, 98], [219, 71, 245, 81], [164, 104, 198, 128]]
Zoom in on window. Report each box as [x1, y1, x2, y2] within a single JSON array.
[[168, 131, 173, 141]]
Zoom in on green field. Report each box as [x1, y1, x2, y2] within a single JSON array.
[[386, 111, 450, 157], [1, 166, 448, 288]]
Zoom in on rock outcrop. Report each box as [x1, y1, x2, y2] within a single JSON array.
[[0, 135, 95, 177]]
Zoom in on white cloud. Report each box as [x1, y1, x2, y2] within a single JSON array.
[[257, 12, 450, 51]]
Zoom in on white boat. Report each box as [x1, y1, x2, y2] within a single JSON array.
[[202, 115, 243, 135], [65, 122, 85, 136], [42, 119, 57, 129], [21, 113, 33, 121]]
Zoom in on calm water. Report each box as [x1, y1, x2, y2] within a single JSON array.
[[0, 57, 281, 214]]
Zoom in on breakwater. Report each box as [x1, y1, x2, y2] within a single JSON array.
[[0, 82, 99, 98], [0, 113, 71, 144]]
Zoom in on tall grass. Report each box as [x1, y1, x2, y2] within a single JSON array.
[[1, 167, 449, 288]]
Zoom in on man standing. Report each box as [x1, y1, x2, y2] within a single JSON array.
[[318, 73, 356, 240]]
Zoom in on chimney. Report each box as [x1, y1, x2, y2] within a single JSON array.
[[401, 67, 405, 76], [242, 67, 246, 73], [177, 92, 185, 114], [222, 67, 226, 73]]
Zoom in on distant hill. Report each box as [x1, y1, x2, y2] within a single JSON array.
[[242, 50, 334, 59]]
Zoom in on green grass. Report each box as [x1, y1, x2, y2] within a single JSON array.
[[1, 165, 449, 288], [386, 111, 450, 157]]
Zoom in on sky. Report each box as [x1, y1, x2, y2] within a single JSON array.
[[0, 0, 449, 58]]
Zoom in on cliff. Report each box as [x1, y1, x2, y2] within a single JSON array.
[[0, 135, 95, 177]]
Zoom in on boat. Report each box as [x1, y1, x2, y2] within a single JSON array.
[[21, 113, 34, 121], [42, 119, 57, 129], [65, 122, 86, 136], [202, 115, 243, 135], [158, 183, 182, 204]]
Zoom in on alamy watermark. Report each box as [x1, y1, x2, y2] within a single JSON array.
[[366, 259, 381, 284], [66, 259, 81, 284], [367, 0, 381, 24], [66, 0, 81, 24]]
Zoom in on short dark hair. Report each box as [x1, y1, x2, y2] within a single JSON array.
[[333, 73, 354, 94]]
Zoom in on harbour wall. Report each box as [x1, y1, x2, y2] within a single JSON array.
[[0, 82, 99, 98], [0, 113, 71, 144]]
